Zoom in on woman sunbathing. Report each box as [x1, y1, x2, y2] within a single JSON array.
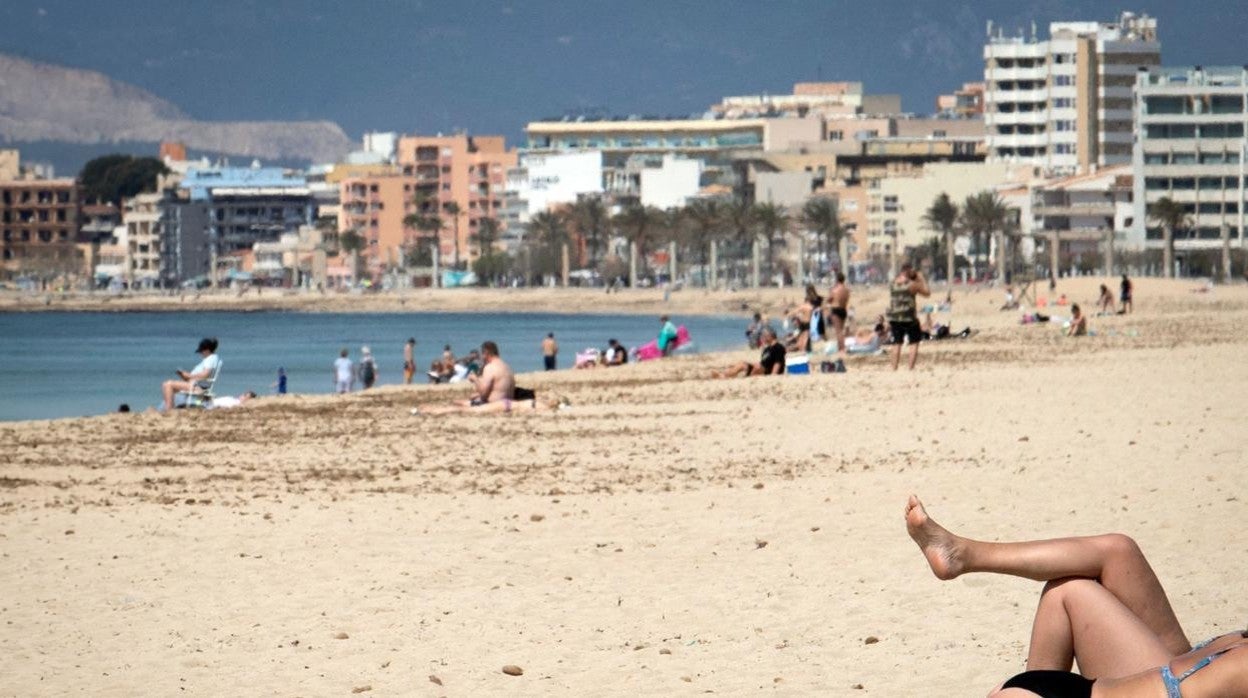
[[904, 495, 1247, 697]]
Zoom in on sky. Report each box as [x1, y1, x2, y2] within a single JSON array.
[[2, 0, 1246, 147]]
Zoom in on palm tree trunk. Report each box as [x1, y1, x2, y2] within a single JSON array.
[[945, 230, 955, 287], [995, 231, 1007, 281], [1163, 226, 1174, 278], [838, 235, 849, 277], [1104, 229, 1115, 277], [1221, 224, 1231, 282]]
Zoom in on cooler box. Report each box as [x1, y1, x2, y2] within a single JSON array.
[[785, 353, 810, 375]]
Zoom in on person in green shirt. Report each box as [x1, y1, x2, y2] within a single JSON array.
[[887, 263, 930, 370], [658, 315, 679, 356]]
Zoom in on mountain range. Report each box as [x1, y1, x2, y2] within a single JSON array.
[[0, 53, 354, 165]]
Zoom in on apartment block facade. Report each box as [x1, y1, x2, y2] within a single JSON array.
[[396, 134, 515, 267], [1132, 66, 1248, 253], [984, 12, 1159, 174], [338, 174, 417, 274], [0, 179, 80, 281]]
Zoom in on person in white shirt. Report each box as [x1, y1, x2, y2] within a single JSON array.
[[162, 337, 221, 411], [207, 391, 256, 409], [333, 348, 354, 393]]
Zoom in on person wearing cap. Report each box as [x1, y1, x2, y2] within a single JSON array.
[[162, 337, 220, 411]]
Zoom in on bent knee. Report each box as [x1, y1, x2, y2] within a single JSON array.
[[1096, 533, 1142, 561]]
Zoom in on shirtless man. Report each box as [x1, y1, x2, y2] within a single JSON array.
[[827, 273, 850, 354], [403, 337, 416, 385], [541, 332, 558, 371], [418, 341, 516, 415]]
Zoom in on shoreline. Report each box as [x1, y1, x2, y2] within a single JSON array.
[[1, 279, 1245, 693]]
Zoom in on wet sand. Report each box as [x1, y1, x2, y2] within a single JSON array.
[[1, 277, 1245, 695]]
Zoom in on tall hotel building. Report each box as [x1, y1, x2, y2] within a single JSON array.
[[1133, 66, 1248, 252], [984, 12, 1159, 175]]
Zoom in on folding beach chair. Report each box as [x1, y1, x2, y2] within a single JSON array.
[[177, 360, 222, 408]]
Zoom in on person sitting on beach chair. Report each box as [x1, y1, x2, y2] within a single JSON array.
[[904, 495, 1248, 698], [711, 327, 786, 378], [162, 337, 221, 411]]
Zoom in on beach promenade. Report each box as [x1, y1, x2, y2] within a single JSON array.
[[1, 278, 1245, 695]]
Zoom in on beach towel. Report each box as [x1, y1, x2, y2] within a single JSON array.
[[574, 348, 600, 368]]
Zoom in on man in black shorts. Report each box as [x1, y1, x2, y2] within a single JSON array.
[[711, 328, 787, 378], [887, 262, 930, 370]]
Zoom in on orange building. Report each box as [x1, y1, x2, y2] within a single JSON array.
[[396, 134, 516, 267], [338, 174, 417, 276]]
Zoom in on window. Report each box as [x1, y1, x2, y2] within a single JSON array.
[[1053, 97, 1073, 108], [1055, 120, 1074, 132], [1055, 144, 1074, 154], [1172, 152, 1197, 165], [933, 130, 947, 138], [1211, 95, 1244, 114], [1144, 153, 1169, 165], [1054, 75, 1073, 87]]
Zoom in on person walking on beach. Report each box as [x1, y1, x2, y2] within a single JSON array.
[[333, 348, 354, 394], [888, 262, 930, 370], [274, 367, 287, 395], [403, 338, 416, 385], [542, 332, 558, 371], [1120, 274, 1133, 314], [161, 337, 221, 411], [358, 346, 378, 389], [827, 273, 850, 355]]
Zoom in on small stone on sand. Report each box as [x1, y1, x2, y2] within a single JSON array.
[[502, 665, 524, 676], [334, 632, 349, 640], [864, 636, 879, 644]]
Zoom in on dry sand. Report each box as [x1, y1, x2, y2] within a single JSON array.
[[1, 277, 1246, 696]]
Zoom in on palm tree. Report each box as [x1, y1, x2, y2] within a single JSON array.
[[612, 204, 664, 283], [526, 210, 569, 279], [682, 199, 724, 284], [339, 228, 366, 282], [1148, 196, 1187, 278], [444, 201, 462, 269], [753, 202, 792, 282], [801, 196, 846, 279], [568, 196, 609, 269], [960, 191, 1010, 280], [922, 192, 959, 284], [471, 217, 501, 257]]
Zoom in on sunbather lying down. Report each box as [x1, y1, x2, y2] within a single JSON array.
[[904, 495, 1247, 697], [412, 395, 569, 416]]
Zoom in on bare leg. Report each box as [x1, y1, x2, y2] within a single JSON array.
[[904, 496, 1189, 655], [162, 380, 194, 411], [833, 316, 846, 354], [1026, 578, 1171, 678], [890, 342, 902, 370], [907, 342, 920, 370]]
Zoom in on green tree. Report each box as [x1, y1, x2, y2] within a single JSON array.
[[682, 199, 725, 284], [753, 202, 791, 282], [960, 191, 1011, 279], [78, 155, 170, 206], [612, 204, 664, 280], [801, 196, 846, 278], [568, 195, 609, 268], [339, 228, 366, 282], [526, 210, 570, 279], [470, 216, 508, 286], [922, 192, 959, 283], [1148, 196, 1188, 278]]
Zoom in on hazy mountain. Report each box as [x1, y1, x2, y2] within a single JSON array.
[[0, 54, 353, 163]]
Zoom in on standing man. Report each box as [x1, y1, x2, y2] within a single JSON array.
[[542, 332, 558, 371], [333, 348, 354, 393], [887, 262, 931, 371], [1119, 274, 1133, 314], [403, 337, 416, 385], [827, 272, 850, 355], [358, 346, 378, 389]]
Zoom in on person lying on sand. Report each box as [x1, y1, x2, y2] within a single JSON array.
[[711, 327, 786, 378], [904, 495, 1248, 698], [206, 391, 257, 409]]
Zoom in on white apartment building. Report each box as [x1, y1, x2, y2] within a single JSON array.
[[1132, 66, 1248, 254], [123, 192, 164, 287], [984, 11, 1159, 175]]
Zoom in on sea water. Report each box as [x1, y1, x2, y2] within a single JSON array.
[[0, 311, 749, 421]]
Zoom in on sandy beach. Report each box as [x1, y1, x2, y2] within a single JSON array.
[[2, 277, 1246, 695]]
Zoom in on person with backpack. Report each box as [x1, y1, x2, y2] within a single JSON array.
[[358, 346, 378, 389]]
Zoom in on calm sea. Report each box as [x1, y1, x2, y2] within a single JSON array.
[[0, 311, 749, 422]]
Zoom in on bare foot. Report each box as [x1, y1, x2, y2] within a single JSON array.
[[905, 495, 965, 580]]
